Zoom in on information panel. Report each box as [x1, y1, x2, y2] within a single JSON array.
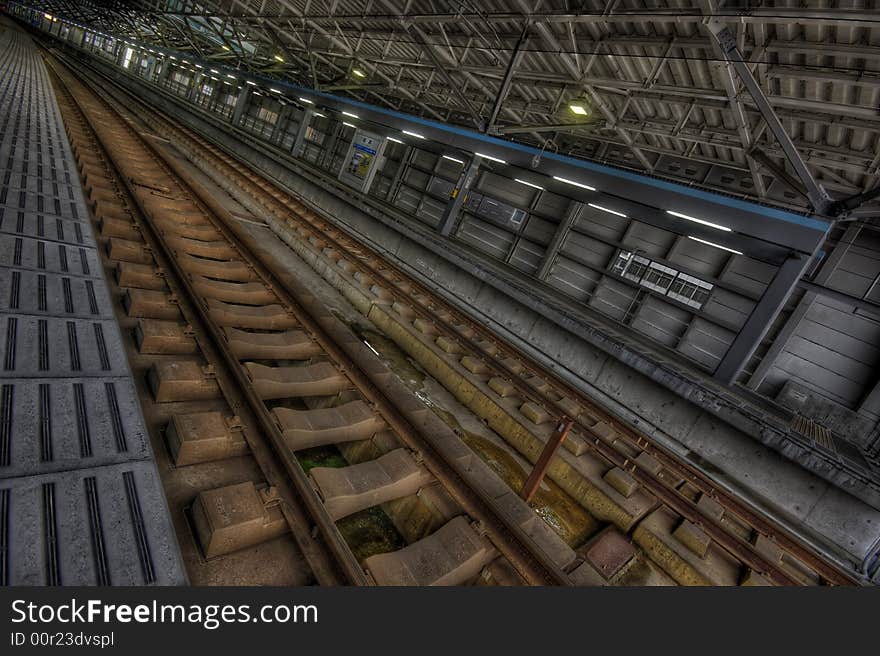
[[338, 128, 385, 192]]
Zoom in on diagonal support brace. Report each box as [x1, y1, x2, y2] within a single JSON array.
[[706, 20, 833, 215]]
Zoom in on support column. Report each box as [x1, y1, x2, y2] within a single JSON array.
[[537, 201, 582, 280], [320, 123, 343, 172], [386, 145, 413, 203], [714, 252, 815, 385], [186, 76, 199, 103], [438, 158, 481, 237], [747, 223, 860, 391], [291, 108, 314, 157], [206, 81, 223, 112], [231, 87, 251, 126], [157, 59, 172, 86], [146, 57, 159, 83], [270, 105, 292, 144]]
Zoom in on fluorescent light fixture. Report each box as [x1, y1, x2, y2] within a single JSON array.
[[475, 152, 506, 164], [688, 236, 742, 255], [352, 68, 366, 77], [270, 88, 282, 94], [387, 137, 404, 144], [221, 45, 230, 51], [298, 97, 314, 104], [552, 176, 596, 191], [342, 122, 356, 128], [588, 203, 627, 218], [226, 74, 236, 79], [313, 112, 326, 118], [274, 54, 285, 62], [666, 210, 731, 232], [210, 68, 219, 74], [245, 80, 256, 86], [515, 178, 544, 190], [442, 155, 465, 164], [342, 111, 359, 118], [569, 103, 588, 115], [402, 130, 425, 139], [194, 64, 203, 69]]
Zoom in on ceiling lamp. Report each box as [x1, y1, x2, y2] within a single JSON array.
[[352, 68, 366, 78], [273, 54, 285, 62], [568, 96, 592, 117]]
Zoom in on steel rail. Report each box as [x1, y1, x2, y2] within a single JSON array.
[[174, 132, 859, 586], [58, 43, 859, 585], [45, 52, 369, 585], [50, 48, 571, 587], [44, 58, 351, 586]]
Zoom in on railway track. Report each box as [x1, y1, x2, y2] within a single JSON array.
[[46, 45, 860, 586], [44, 49, 579, 587]]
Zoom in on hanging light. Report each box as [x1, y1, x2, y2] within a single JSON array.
[[568, 95, 592, 117]]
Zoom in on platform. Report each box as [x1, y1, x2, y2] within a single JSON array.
[[0, 22, 186, 585]]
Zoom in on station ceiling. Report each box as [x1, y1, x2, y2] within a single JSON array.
[[24, 0, 880, 217]]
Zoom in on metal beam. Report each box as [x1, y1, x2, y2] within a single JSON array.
[[750, 148, 807, 200], [714, 252, 816, 385], [537, 201, 582, 280], [702, 16, 767, 198], [438, 158, 480, 237], [485, 25, 529, 132], [230, 85, 251, 126], [829, 184, 880, 215], [494, 122, 601, 136], [403, 23, 485, 127], [512, 0, 655, 172], [706, 20, 833, 214], [269, 103, 292, 144], [291, 107, 314, 157], [797, 279, 880, 317], [746, 223, 861, 391]]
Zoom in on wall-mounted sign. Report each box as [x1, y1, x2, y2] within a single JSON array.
[[338, 129, 386, 192]]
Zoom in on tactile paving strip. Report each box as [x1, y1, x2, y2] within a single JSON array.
[[0, 20, 186, 586]]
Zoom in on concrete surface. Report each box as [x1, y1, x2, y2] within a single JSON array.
[[0, 24, 186, 585]]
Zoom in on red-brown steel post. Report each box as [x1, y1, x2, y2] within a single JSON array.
[[520, 417, 573, 504]]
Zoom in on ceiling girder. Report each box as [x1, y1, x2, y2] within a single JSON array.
[[20, 0, 880, 215]]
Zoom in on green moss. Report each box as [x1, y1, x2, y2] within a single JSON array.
[[337, 506, 406, 563], [298, 446, 406, 561], [460, 432, 598, 548], [296, 445, 347, 473], [349, 312, 599, 548]]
